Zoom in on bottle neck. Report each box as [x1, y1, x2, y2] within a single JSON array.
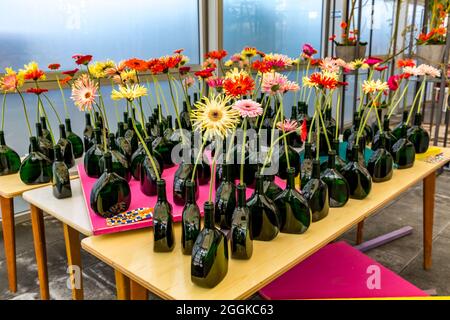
[[30, 137, 39, 152], [157, 180, 167, 202], [255, 175, 264, 193], [332, 139, 340, 154], [0, 131, 5, 145], [224, 164, 233, 181], [203, 202, 215, 229], [118, 123, 125, 137], [123, 112, 129, 123], [287, 170, 295, 189], [85, 114, 92, 126], [94, 130, 102, 144], [352, 146, 360, 161], [291, 106, 297, 119], [237, 184, 246, 207], [145, 138, 153, 153], [167, 116, 173, 129], [54, 146, 63, 161], [311, 160, 321, 179], [59, 125, 66, 139], [402, 111, 408, 122], [414, 113, 422, 126], [383, 117, 390, 130], [104, 154, 113, 173], [186, 182, 195, 203], [328, 152, 336, 169], [304, 143, 313, 159], [36, 123, 43, 137], [127, 119, 134, 131], [41, 117, 47, 129], [108, 135, 116, 150]]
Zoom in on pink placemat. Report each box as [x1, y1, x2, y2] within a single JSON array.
[[78, 164, 286, 235], [259, 241, 429, 299]]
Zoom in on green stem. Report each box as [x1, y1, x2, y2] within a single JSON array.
[[55, 76, 70, 118], [17, 90, 32, 137], [375, 105, 383, 134], [167, 74, 185, 144], [42, 94, 62, 124], [208, 155, 217, 202], [240, 118, 247, 184], [38, 101, 55, 144], [260, 130, 296, 174], [278, 93, 291, 171], [335, 91, 341, 140], [257, 96, 272, 133], [1, 92, 6, 131], [317, 92, 331, 152], [191, 138, 208, 182], [406, 79, 425, 125], [388, 83, 409, 119]]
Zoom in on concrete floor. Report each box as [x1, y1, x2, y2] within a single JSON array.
[[1, 171, 450, 300]]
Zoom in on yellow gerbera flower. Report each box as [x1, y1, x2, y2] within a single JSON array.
[[362, 79, 388, 94], [115, 70, 138, 85], [191, 94, 240, 140], [224, 60, 234, 67], [225, 67, 249, 80], [111, 84, 148, 101], [349, 59, 369, 70], [241, 47, 257, 58], [89, 60, 115, 79]]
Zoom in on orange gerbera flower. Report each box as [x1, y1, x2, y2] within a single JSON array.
[[205, 49, 228, 60], [223, 74, 255, 97], [124, 58, 148, 72], [160, 55, 183, 70], [308, 72, 338, 90], [48, 63, 60, 70], [24, 69, 45, 81], [396, 59, 416, 68], [59, 76, 72, 85], [252, 60, 272, 73], [147, 58, 164, 74], [340, 21, 348, 29], [194, 68, 215, 79]]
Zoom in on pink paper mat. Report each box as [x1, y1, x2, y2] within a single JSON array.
[[259, 241, 429, 299], [78, 164, 285, 235]]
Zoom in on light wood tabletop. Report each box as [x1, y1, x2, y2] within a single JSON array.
[[22, 179, 93, 237], [81, 149, 450, 300]]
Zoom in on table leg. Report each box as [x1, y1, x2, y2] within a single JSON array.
[[30, 204, 49, 300], [1, 195, 17, 293], [63, 223, 84, 300], [423, 172, 436, 270], [115, 270, 130, 300], [130, 279, 148, 300], [356, 220, 365, 245]]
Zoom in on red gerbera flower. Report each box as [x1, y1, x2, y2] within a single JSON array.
[[252, 60, 272, 73], [179, 66, 191, 75], [300, 119, 308, 142], [194, 68, 215, 79], [62, 68, 79, 77], [147, 59, 165, 74], [59, 76, 72, 85], [397, 59, 416, 68], [387, 75, 400, 91], [340, 21, 348, 29], [205, 49, 228, 60], [26, 88, 49, 95], [24, 69, 46, 81], [174, 48, 184, 54], [310, 59, 322, 66], [223, 74, 255, 97], [309, 72, 338, 90], [124, 58, 148, 72], [375, 65, 388, 72], [48, 63, 61, 70], [73, 54, 93, 65]]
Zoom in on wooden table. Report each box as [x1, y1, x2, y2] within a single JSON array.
[[81, 149, 450, 300], [0, 160, 80, 298], [22, 179, 92, 300]]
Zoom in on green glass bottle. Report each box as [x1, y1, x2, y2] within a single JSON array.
[[173, 158, 196, 206], [303, 160, 329, 222], [215, 163, 237, 230], [191, 201, 229, 288], [153, 179, 175, 252], [116, 122, 132, 161], [262, 171, 283, 201], [180, 100, 192, 130], [140, 138, 162, 196], [297, 101, 311, 129], [367, 133, 394, 182], [65, 118, 84, 159], [321, 151, 350, 207], [57, 124, 75, 169], [407, 113, 430, 154], [19, 136, 52, 185], [231, 183, 253, 259], [341, 145, 372, 199], [248, 173, 280, 241], [83, 113, 94, 152], [84, 128, 105, 178], [300, 142, 314, 189], [122, 112, 129, 131], [125, 117, 139, 154], [343, 114, 360, 142], [346, 131, 366, 165], [33, 122, 54, 162], [392, 125, 416, 169], [90, 152, 131, 218], [52, 145, 72, 199], [321, 139, 346, 173], [277, 134, 301, 179], [181, 180, 201, 255], [371, 108, 383, 137], [100, 133, 131, 181], [372, 115, 397, 152], [275, 168, 311, 233], [40, 116, 52, 142], [0, 131, 21, 176], [392, 110, 410, 140]]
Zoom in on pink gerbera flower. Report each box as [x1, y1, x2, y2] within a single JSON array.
[[277, 119, 298, 132], [302, 44, 317, 58], [70, 74, 98, 111], [232, 99, 263, 118], [261, 72, 299, 95], [206, 77, 224, 89]]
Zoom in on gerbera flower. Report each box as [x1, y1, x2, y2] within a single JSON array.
[[262, 72, 287, 95], [340, 21, 348, 29], [231, 53, 242, 62], [223, 69, 255, 98], [159, 55, 183, 71], [111, 84, 148, 101], [62, 68, 79, 77], [302, 44, 317, 58], [364, 56, 383, 66], [252, 60, 272, 73], [206, 77, 224, 91], [174, 48, 184, 54], [403, 66, 425, 77], [73, 54, 93, 65], [397, 59, 415, 68], [277, 119, 298, 132], [263, 53, 293, 70], [195, 67, 215, 79], [205, 49, 228, 60], [362, 79, 388, 94], [191, 94, 240, 140], [375, 65, 388, 72], [0, 68, 25, 92], [387, 75, 400, 91], [147, 58, 165, 74], [59, 76, 72, 86], [349, 59, 369, 70], [114, 70, 138, 85], [183, 76, 195, 89], [48, 63, 61, 70], [202, 58, 217, 69], [418, 64, 441, 78], [241, 47, 257, 58], [179, 66, 191, 75], [303, 71, 339, 90], [22, 61, 46, 81], [70, 74, 98, 111], [232, 99, 263, 118], [89, 60, 116, 79], [26, 88, 48, 95], [320, 57, 340, 73], [124, 58, 148, 72]]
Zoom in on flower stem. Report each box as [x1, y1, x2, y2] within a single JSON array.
[[17, 90, 32, 137], [167, 74, 185, 144], [1, 92, 6, 131], [191, 137, 208, 182], [317, 91, 331, 152], [278, 93, 291, 172], [387, 83, 409, 119], [56, 76, 70, 118], [257, 95, 271, 132], [240, 118, 247, 184], [335, 91, 341, 140], [38, 100, 55, 144], [42, 94, 62, 125], [208, 155, 217, 202]]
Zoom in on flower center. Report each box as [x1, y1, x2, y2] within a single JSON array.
[[208, 109, 222, 122], [84, 92, 91, 99]]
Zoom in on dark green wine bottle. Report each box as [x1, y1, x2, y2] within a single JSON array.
[[90, 152, 131, 218], [303, 159, 329, 222], [19, 136, 52, 185], [215, 163, 237, 229], [34, 122, 54, 162], [152, 123, 175, 168], [153, 179, 175, 252], [173, 158, 195, 206], [372, 115, 397, 152], [392, 110, 410, 140], [180, 100, 192, 130], [181, 180, 201, 255], [57, 124, 75, 169], [407, 113, 429, 154], [191, 201, 228, 288], [247, 173, 280, 241], [300, 142, 314, 189], [275, 168, 311, 233], [321, 139, 346, 172], [0, 131, 21, 176], [40, 116, 52, 142], [84, 128, 104, 178], [341, 145, 372, 199], [231, 183, 253, 259], [392, 125, 415, 169], [125, 117, 139, 154], [140, 139, 162, 196], [100, 133, 131, 181], [83, 113, 94, 152], [52, 145, 72, 199], [367, 133, 394, 182], [116, 122, 132, 161], [65, 118, 84, 158], [320, 151, 350, 207]]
